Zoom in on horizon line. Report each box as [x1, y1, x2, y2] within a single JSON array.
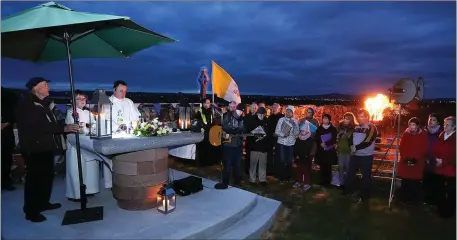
[[3, 87, 455, 100]]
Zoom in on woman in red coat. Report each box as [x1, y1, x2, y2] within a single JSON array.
[[433, 116, 456, 218], [398, 117, 428, 204]]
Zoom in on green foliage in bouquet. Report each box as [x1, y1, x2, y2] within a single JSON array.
[[133, 118, 172, 137]]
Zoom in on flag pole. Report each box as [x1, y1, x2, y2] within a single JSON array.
[[211, 61, 215, 104], [211, 60, 228, 190]]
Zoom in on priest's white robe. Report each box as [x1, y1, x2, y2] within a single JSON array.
[[65, 108, 100, 199]]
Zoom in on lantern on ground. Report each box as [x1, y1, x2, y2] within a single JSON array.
[[157, 185, 176, 214], [177, 104, 191, 130], [89, 89, 112, 139]]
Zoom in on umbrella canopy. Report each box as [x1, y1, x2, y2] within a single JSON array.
[[1, 1, 177, 62]]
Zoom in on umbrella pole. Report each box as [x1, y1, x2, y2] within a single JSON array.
[[61, 30, 104, 226]]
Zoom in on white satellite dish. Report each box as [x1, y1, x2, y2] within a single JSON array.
[[389, 78, 417, 104]]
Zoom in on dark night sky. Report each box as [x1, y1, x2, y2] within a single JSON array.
[[1, 1, 456, 98]]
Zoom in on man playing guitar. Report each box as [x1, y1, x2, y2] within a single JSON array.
[[220, 101, 245, 187]]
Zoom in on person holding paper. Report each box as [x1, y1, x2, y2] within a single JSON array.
[[432, 116, 456, 218], [245, 107, 269, 186], [275, 106, 299, 182], [343, 109, 378, 202], [336, 112, 357, 189], [293, 117, 317, 191], [304, 108, 320, 158], [65, 90, 99, 201], [314, 113, 338, 187]]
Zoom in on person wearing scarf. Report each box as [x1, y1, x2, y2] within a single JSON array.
[[275, 106, 299, 183], [398, 117, 428, 205], [293, 111, 318, 192], [422, 113, 443, 206], [433, 116, 456, 218], [315, 113, 338, 186], [336, 112, 357, 189]]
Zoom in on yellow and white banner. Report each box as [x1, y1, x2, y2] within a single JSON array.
[[211, 61, 241, 104]]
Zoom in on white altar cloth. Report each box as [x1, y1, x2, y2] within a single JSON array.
[[66, 135, 113, 189], [169, 144, 197, 160]]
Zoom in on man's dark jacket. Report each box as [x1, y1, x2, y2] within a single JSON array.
[[222, 112, 244, 148], [267, 113, 284, 145], [245, 116, 269, 153], [15, 93, 65, 154]]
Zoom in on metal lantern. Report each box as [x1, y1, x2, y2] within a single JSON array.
[[178, 105, 191, 130], [157, 185, 176, 214], [89, 89, 112, 139]]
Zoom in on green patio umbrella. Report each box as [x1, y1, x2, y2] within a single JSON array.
[[2, 1, 177, 62], [1, 1, 177, 226]]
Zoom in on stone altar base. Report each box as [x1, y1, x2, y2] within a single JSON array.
[[112, 148, 169, 210], [2, 170, 281, 240]]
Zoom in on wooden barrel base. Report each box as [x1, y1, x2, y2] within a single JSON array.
[[112, 148, 169, 211]]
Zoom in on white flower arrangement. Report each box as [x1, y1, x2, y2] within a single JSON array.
[[133, 118, 172, 137]]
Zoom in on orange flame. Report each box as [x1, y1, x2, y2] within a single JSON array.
[[364, 94, 393, 121]]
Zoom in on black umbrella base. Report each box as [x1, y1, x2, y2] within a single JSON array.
[[214, 182, 228, 190], [62, 206, 104, 226]]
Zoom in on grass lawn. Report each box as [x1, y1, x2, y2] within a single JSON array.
[[170, 158, 456, 240]]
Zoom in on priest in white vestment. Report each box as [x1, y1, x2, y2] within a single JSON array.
[[103, 80, 141, 189], [65, 90, 99, 200]]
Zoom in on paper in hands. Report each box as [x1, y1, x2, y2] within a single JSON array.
[[300, 120, 317, 133], [280, 121, 292, 136], [321, 133, 335, 150], [250, 126, 266, 135]]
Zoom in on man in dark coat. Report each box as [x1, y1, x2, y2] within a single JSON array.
[[266, 103, 284, 177], [15, 77, 79, 223], [1, 86, 18, 191], [243, 102, 258, 175]]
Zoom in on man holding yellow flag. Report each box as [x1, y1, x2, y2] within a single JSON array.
[[211, 61, 242, 104]]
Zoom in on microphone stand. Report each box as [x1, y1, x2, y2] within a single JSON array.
[[211, 105, 228, 190]]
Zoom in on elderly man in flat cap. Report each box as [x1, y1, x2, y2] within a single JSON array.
[[15, 77, 79, 223]]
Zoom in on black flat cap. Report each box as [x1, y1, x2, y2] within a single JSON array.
[[26, 77, 50, 90], [257, 107, 267, 114]]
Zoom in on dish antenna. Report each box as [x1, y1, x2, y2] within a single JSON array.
[[387, 77, 425, 209]]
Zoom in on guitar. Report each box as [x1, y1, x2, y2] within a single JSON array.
[[209, 125, 266, 147]]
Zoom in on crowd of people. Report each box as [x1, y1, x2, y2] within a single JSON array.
[[196, 100, 456, 219], [1, 78, 455, 223]]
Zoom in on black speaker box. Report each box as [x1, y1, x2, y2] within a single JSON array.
[[172, 176, 203, 196]]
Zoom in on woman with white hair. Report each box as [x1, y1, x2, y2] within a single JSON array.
[[275, 105, 299, 182], [433, 116, 456, 218]]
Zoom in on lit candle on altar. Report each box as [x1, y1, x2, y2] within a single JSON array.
[[163, 199, 169, 209], [99, 113, 106, 135], [186, 120, 190, 129]]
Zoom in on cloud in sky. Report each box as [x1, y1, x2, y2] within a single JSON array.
[[1, 1, 456, 98]]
